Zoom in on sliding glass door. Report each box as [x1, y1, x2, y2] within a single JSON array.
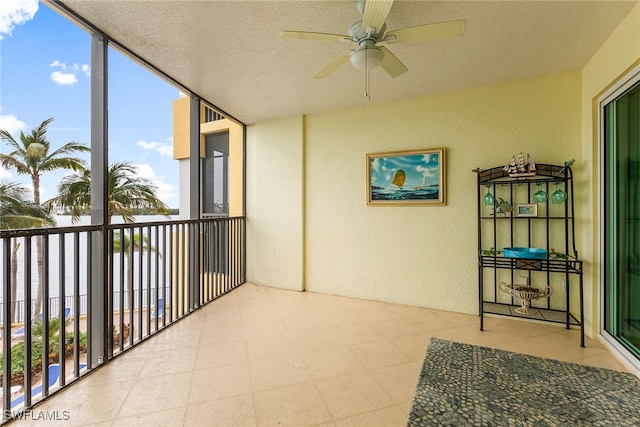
[[602, 72, 640, 363]]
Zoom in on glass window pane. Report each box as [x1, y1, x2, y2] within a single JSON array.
[[107, 46, 179, 223], [604, 80, 640, 358]]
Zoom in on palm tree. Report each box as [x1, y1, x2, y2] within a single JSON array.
[[0, 118, 90, 209], [47, 161, 169, 223], [0, 181, 55, 322], [0, 117, 90, 318], [32, 313, 75, 362], [112, 230, 158, 302], [46, 161, 169, 311]]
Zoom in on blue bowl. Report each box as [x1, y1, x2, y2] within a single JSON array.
[[503, 247, 548, 259]]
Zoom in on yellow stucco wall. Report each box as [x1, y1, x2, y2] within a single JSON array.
[[247, 71, 582, 316], [245, 2, 640, 337], [306, 72, 581, 315], [173, 97, 191, 160], [172, 99, 245, 216], [246, 116, 305, 291], [581, 2, 640, 337]]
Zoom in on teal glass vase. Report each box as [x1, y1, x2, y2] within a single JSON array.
[[484, 185, 494, 206], [533, 183, 548, 203], [552, 183, 567, 204]]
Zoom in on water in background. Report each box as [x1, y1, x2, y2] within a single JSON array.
[[371, 187, 439, 201], [0, 215, 175, 306]]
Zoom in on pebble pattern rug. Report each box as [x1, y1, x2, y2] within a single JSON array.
[[407, 338, 640, 426]]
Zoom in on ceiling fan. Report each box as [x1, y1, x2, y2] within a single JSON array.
[[281, 0, 465, 85]]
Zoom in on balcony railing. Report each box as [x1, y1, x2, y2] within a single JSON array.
[[0, 217, 245, 421], [203, 106, 225, 123]]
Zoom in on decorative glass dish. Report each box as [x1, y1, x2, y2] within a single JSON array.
[[503, 247, 548, 259]]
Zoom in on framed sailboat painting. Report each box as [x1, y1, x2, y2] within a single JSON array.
[[366, 148, 446, 206]]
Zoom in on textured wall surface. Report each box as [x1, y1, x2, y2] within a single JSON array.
[[247, 71, 583, 315], [172, 97, 190, 160], [246, 116, 305, 291], [580, 2, 640, 336], [303, 72, 581, 314]]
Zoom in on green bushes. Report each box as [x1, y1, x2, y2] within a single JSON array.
[[0, 317, 87, 385], [0, 339, 44, 377]]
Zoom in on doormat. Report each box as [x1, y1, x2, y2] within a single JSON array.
[[407, 338, 640, 426]]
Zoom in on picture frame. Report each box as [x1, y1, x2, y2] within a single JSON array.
[[366, 148, 445, 206], [516, 203, 537, 217]]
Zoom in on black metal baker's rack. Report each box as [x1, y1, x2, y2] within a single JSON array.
[[474, 162, 584, 347]]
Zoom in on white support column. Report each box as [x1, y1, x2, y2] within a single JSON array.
[[90, 32, 108, 366], [188, 96, 200, 309]]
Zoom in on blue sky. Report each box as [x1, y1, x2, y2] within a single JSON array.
[[370, 152, 440, 189], [0, 1, 180, 207]]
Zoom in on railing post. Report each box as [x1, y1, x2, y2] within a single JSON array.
[[188, 95, 200, 311], [90, 31, 109, 366], [3, 237, 12, 416]]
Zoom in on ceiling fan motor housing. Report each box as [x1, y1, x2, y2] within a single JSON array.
[[348, 20, 386, 70], [348, 20, 386, 42], [280, 0, 465, 79]]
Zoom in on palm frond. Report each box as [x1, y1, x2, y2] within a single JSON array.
[[0, 154, 31, 175], [28, 117, 54, 145], [0, 129, 21, 149], [47, 141, 90, 159], [40, 157, 88, 173], [0, 180, 54, 230], [47, 161, 169, 224], [112, 230, 157, 255]]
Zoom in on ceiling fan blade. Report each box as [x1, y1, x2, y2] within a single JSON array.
[[362, 0, 394, 33], [379, 46, 407, 78], [385, 19, 466, 44], [281, 30, 349, 42], [314, 52, 351, 78]]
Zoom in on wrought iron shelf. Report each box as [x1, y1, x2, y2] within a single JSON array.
[[482, 302, 582, 326], [480, 216, 574, 220], [480, 256, 583, 274], [476, 163, 571, 184], [475, 162, 584, 347]]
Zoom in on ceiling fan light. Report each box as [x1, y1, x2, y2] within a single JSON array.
[[350, 47, 384, 71]]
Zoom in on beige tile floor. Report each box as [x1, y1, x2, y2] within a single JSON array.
[[8, 283, 629, 426]]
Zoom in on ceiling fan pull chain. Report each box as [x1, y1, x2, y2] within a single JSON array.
[[364, 48, 371, 100], [364, 71, 369, 99]]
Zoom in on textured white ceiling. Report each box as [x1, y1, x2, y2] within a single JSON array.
[[59, 0, 637, 125]]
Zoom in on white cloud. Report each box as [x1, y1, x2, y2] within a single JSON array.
[[416, 164, 435, 178], [137, 140, 173, 158], [51, 71, 78, 86], [416, 165, 437, 178], [0, 166, 12, 179], [371, 158, 380, 173], [0, 0, 38, 40], [0, 114, 27, 135], [132, 163, 177, 203], [50, 60, 89, 86]]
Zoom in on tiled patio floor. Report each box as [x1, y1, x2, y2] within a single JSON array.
[[8, 283, 628, 426]]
